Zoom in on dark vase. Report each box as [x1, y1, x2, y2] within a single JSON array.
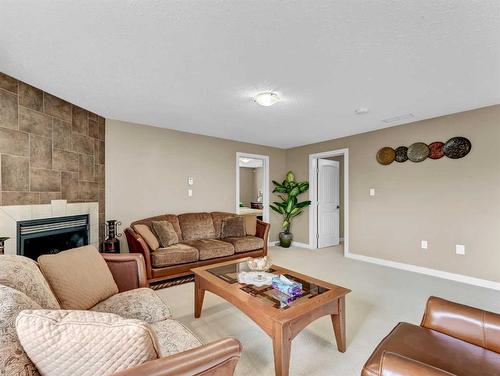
[[279, 232, 293, 248], [102, 220, 122, 253]]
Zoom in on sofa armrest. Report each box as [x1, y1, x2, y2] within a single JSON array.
[[103, 253, 148, 292], [420, 296, 500, 352], [125, 227, 153, 280], [112, 338, 241, 376], [380, 352, 456, 376], [256, 220, 270, 255]]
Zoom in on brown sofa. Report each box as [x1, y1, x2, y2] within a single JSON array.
[[362, 296, 500, 376], [125, 212, 270, 284]]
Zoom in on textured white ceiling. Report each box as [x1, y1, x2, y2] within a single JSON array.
[[0, 1, 499, 148]]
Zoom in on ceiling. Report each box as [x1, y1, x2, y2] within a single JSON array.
[[0, 1, 498, 149]]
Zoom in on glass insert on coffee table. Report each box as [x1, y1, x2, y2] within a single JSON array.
[[192, 258, 351, 376], [208, 260, 330, 309]]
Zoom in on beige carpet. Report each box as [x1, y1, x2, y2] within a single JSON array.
[[156, 245, 500, 375]]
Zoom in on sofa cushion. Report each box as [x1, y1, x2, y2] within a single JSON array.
[[222, 236, 264, 253], [178, 213, 216, 241], [242, 214, 257, 236], [91, 288, 172, 323], [221, 216, 246, 238], [16, 310, 159, 376], [152, 220, 179, 247], [0, 255, 60, 309], [183, 239, 234, 260], [38, 245, 119, 310], [151, 244, 199, 267], [150, 319, 202, 357], [134, 224, 160, 250], [132, 214, 183, 242], [0, 285, 41, 376], [211, 212, 236, 238], [361, 322, 500, 376]]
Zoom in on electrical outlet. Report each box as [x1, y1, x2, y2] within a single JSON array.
[[421, 240, 428, 249], [369, 188, 375, 196], [188, 189, 193, 197], [188, 177, 194, 186], [456, 244, 465, 255]]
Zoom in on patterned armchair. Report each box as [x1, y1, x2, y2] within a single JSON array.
[[0, 250, 241, 376]]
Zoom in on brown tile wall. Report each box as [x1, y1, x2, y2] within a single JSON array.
[[0, 72, 106, 242]]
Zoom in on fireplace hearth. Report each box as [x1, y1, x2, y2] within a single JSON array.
[[17, 215, 89, 260]]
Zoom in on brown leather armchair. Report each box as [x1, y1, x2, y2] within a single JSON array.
[[103, 253, 242, 376], [379, 352, 456, 376], [362, 296, 500, 376]]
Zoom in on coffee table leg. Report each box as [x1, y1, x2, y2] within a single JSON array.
[[194, 275, 205, 318], [272, 323, 292, 376], [331, 296, 346, 352]]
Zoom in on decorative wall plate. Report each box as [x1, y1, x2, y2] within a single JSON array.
[[407, 142, 429, 162], [376, 147, 395, 165], [443, 137, 471, 159], [394, 146, 408, 162], [428, 141, 445, 159]]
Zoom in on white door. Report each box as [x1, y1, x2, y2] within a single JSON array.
[[317, 159, 340, 248]]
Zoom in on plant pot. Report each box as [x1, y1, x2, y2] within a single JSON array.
[[279, 232, 293, 248]]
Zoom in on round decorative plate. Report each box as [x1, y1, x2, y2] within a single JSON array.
[[394, 146, 408, 162], [443, 137, 471, 159], [428, 141, 445, 159], [376, 147, 395, 165], [407, 142, 429, 162]]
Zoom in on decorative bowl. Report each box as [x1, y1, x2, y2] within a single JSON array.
[[247, 257, 272, 272], [247, 257, 272, 283]]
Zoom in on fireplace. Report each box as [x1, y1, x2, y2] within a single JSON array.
[[17, 214, 89, 260]]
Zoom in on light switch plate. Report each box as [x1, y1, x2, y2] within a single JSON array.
[[456, 244, 465, 255], [421, 240, 428, 249], [188, 189, 193, 197], [369, 188, 375, 196]]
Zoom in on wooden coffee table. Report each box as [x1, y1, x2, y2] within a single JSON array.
[[191, 258, 351, 376]]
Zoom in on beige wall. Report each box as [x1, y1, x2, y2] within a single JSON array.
[[106, 119, 286, 249], [286, 105, 500, 282], [239, 167, 254, 207], [254, 166, 264, 202]]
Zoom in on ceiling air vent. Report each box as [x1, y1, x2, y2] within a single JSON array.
[[382, 113, 415, 124]]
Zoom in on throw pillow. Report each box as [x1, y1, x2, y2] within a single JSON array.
[[221, 216, 246, 238], [16, 310, 160, 376], [133, 224, 160, 250], [0, 254, 60, 309], [151, 221, 179, 247], [242, 214, 257, 236], [37, 245, 119, 310], [0, 285, 41, 376]]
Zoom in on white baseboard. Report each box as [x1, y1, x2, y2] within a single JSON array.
[[268, 241, 311, 249], [291, 241, 311, 249], [346, 252, 500, 291]]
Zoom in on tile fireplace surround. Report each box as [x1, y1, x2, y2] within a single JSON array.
[[0, 200, 99, 255], [0, 72, 105, 243]]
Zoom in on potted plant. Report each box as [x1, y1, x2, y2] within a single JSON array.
[[270, 171, 311, 248]]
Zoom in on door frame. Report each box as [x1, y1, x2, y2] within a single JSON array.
[[235, 152, 270, 223], [308, 148, 349, 255]]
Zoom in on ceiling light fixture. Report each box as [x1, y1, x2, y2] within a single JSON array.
[[254, 92, 280, 106], [355, 108, 369, 114], [240, 158, 251, 163]]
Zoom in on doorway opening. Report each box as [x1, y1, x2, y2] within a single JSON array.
[[308, 149, 349, 255], [235, 152, 269, 223]]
